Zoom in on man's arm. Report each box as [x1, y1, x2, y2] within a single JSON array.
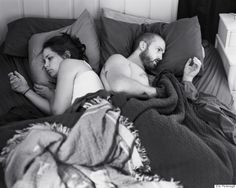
[[182, 57, 202, 82], [108, 74, 157, 98], [182, 57, 202, 100], [102, 55, 157, 98]]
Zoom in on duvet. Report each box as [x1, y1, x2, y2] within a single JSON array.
[[1, 72, 236, 188], [0, 92, 180, 188]]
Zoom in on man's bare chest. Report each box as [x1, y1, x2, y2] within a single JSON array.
[[129, 63, 149, 86]]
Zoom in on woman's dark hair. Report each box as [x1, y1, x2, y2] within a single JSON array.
[[43, 33, 88, 62]]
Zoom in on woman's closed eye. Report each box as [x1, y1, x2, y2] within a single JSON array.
[[47, 56, 53, 61], [43, 57, 52, 68], [44, 54, 54, 61]]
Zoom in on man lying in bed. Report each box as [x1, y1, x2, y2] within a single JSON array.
[[100, 32, 236, 187], [100, 32, 202, 99], [100, 32, 236, 144]]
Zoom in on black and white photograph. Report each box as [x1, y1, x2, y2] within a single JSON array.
[[0, 0, 236, 187]]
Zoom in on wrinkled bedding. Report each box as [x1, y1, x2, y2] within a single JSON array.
[[193, 41, 234, 107], [1, 95, 180, 188], [0, 42, 233, 125], [0, 50, 44, 121], [1, 72, 236, 188], [111, 72, 236, 188]]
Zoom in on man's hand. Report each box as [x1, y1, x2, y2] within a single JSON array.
[[182, 57, 202, 82], [34, 84, 54, 100], [8, 71, 29, 94]]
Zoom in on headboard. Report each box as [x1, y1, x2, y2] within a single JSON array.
[[0, 0, 179, 45]]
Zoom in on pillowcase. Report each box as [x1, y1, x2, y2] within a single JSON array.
[[100, 15, 203, 76], [0, 54, 44, 119], [29, 9, 100, 87], [28, 31, 58, 87], [147, 17, 204, 76], [3, 17, 75, 57], [102, 8, 163, 24], [100, 17, 143, 65]]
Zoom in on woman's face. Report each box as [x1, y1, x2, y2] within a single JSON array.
[[43, 47, 64, 78]]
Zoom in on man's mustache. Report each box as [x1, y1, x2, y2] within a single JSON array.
[[150, 59, 160, 67]]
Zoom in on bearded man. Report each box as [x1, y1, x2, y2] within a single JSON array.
[[100, 33, 201, 98]]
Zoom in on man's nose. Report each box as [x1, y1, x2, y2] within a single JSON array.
[[44, 60, 49, 68], [157, 53, 163, 61]]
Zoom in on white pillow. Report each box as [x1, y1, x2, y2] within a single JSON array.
[[102, 8, 163, 24]]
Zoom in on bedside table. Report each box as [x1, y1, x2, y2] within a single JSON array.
[[218, 13, 236, 49], [215, 13, 236, 111]]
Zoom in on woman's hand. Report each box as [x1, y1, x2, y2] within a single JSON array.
[[182, 57, 202, 82], [8, 71, 29, 94], [34, 84, 54, 100]]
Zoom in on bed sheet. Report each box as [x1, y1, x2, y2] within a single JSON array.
[[193, 41, 234, 108], [0, 40, 234, 188], [0, 108, 85, 188], [0, 50, 44, 125], [0, 77, 235, 188]]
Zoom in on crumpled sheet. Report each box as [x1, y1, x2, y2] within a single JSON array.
[[1, 97, 181, 188]]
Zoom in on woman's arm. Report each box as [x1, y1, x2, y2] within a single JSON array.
[[51, 59, 89, 115], [8, 71, 51, 114], [34, 84, 55, 102], [9, 60, 89, 115], [24, 89, 51, 114]]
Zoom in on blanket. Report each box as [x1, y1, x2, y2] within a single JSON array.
[[1, 96, 180, 188], [111, 72, 236, 188], [1, 72, 236, 188]]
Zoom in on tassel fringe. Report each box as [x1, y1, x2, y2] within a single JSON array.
[[118, 116, 156, 179], [0, 96, 182, 187], [0, 122, 70, 165]]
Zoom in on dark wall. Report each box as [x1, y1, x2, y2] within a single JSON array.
[[177, 0, 236, 44]]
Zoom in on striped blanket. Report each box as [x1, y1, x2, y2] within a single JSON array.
[[1, 96, 180, 188]]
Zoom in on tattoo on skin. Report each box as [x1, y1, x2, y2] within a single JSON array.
[[142, 92, 149, 97]]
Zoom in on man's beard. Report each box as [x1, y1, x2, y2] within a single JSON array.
[[140, 49, 157, 71]]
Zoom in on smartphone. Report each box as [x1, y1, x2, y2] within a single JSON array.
[[189, 59, 194, 66]]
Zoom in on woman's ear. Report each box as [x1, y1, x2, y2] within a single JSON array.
[[62, 50, 71, 59], [139, 41, 147, 51]]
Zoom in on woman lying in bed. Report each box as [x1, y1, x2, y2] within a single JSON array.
[[8, 34, 104, 115]]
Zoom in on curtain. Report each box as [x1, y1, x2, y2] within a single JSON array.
[[177, 0, 236, 44]]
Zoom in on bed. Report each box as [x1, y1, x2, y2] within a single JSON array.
[[0, 0, 236, 188]]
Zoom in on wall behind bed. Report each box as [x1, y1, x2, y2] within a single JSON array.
[[0, 0, 179, 45]]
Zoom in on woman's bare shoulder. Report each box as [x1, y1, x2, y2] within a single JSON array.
[[60, 59, 91, 74]]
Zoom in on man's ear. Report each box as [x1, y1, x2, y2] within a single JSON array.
[[139, 41, 147, 51]]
